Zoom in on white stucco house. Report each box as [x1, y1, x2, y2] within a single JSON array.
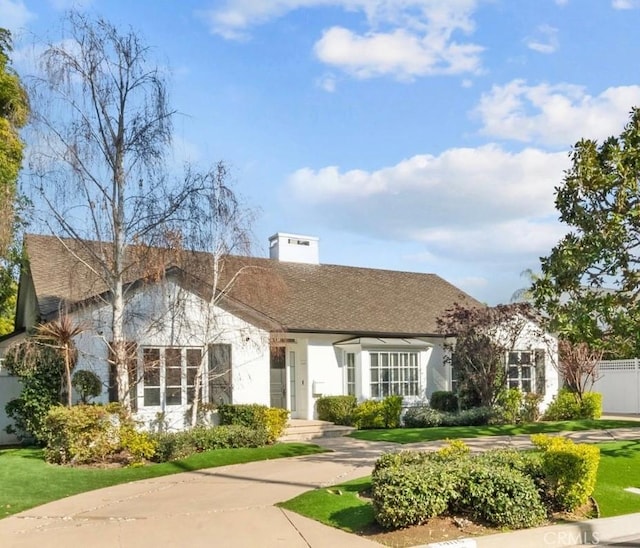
[[0, 232, 559, 434]]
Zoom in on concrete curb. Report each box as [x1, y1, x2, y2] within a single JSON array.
[[421, 512, 640, 548]]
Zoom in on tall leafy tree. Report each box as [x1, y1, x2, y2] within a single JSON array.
[[0, 28, 29, 335], [532, 108, 640, 358]]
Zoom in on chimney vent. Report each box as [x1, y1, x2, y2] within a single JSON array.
[[269, 232, 319, 264]]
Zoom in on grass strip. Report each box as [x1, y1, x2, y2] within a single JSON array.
[[0, 442, 325, 518], [349, 419, 640, 444]]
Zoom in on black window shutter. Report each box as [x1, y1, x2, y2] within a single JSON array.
[[535, 349, 546, 396]]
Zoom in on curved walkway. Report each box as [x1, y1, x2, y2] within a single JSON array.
[[2, 426, 640, 548]]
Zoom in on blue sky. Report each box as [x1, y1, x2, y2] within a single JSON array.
[[4, 0, 640, 304]]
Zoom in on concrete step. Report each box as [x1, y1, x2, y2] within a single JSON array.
[[279, 419, 356, 442]]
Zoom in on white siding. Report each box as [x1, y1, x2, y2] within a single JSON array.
[[71, 279, 270, 431]]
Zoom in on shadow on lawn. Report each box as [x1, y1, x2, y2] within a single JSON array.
[[599, 440, 640, 458]]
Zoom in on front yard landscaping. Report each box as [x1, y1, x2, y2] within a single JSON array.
[[0, 442, 325, 518], [279, 438, 640, 547], [349, 418, 640, 443]]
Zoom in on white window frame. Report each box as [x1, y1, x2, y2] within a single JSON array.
[[141, 346, 203, 408], [507, 350, 535, 393], [369, 350, 420, 398]]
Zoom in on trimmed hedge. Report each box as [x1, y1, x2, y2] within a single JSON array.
[[402, 406, 443, 427], [370, 443, 547, 530], [455, 462, 546, 528], [315, 395, 357, 425], [217, 404, 289, 443], [532, 434, 601, 511], [151, 424, 269, 462], [402, 405, 494, 428], [543, 389, 602, 421], [372, 462, 458, 528]]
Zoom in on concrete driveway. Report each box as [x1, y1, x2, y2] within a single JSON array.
[[0, 438, 394, 548]]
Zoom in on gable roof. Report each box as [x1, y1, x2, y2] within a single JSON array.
[[21, 233, 483, 337]]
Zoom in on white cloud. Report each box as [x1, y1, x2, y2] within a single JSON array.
[[474, 80, 640, 147], [314, 25, 482, 79], [612, 0, 640, 9], [526, 24, 559, 54], [0, 0, 35, 33], [285, 145, 569, 262], [200, 1, 483, 79]]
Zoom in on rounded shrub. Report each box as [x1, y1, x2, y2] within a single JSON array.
[[402, 405, 443, 427], [315, 395, 357, 425], [372, 462, 458, 529], [457, 463, 547, 529], [72, 369, 102, 403]]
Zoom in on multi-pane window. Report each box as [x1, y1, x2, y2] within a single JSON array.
[[346, 352, 356, 396], [142, 347, 203, 407], [507, 351, 534, 393], [370, 351, 419, 397]]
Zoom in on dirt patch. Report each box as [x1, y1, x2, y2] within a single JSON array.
[[361, 515, 494, 547], [356, 500, 598, 547]]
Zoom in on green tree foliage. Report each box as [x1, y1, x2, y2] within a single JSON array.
[[4, 340, 64, 444], [532, 108, 640, 358], [0, 29, 29, 335]]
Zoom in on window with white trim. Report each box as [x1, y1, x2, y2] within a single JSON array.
[[345, 352, 356, 396], [142, 347, 203, 407], [370, 351, 419, 397], [507, 350, 534, 393]]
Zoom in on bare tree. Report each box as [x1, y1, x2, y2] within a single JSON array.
[[557, 339, 602, 400], [27, 13, 213, 410], [437, 303, 544, 408]]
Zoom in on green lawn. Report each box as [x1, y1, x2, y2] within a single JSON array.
[[0, 443, 325, 518], [349, 419, 640, 444], [279, 439, 640, 534]]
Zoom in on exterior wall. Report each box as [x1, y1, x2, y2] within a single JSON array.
[[297, 334, 446, 419], [71, 279, 270, 431], [512, 320, 559, 410], [0, 332, 26, 445]]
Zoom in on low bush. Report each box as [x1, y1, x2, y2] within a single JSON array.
[[352, 396, 403, 429], [372, 462, 459, 528], [430, 391, 458, 413], [315, 395, 357, 426], [381, 395, 403, 428], [371, 441, 546, 530], [151, 424, 269, 462], [580, 392, 603, 420], [402, 405, 443, 427], [440, 406, 494, 427], [543, 389, 602, 421], [497, 388, 523, 424], [521, 392, 543, 423], [532, 434, 601, 511], [456, 462, 546, 528], [353, 399, 385, 429], [43, 405, 121, 465], [218, 403, 289, 443]]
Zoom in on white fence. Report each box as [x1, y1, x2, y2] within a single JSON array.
[[594, 359, 640, 415], [0, 365, 22, 445]]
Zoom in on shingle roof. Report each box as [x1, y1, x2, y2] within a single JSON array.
[[23, 234, 484, 336]]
